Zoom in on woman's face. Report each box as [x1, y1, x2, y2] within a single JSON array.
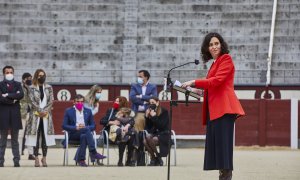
[[149, 99, 159, 106], [38, 72, 45, 78], [208, 37, 221, 59], [114, 98, 120, 104]]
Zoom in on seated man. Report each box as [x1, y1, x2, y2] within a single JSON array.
[[62, 94, 106, 166]]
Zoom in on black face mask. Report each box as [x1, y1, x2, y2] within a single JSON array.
[[25, 79, 32, 86], [149, 104, 157, 111], [38, 76, 46, 84]]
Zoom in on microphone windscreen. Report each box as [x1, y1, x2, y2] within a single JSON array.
[[195, 59, 200, 65]]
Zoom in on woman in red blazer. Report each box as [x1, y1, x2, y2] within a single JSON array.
[[182, 32, 245, 180]]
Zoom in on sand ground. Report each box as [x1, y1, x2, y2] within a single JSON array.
[[0, 147, 299, 180]]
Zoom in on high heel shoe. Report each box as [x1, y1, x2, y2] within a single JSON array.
[[35, 157, 40, 167], [41, 157, 47, 167]]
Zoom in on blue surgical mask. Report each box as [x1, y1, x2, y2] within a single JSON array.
[[137, 77, 143, 85], [95, 93, 101, 100]]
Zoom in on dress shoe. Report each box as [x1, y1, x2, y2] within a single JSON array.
[[147, 159, 156, 166], [155, 157, 163, 166], [117, 161, 124, 167], [78, 160, 88, 167], [14, 162, 20, 167], [90, 153, 106, 160], [0, 163, 3, 167], [28, 154, 35, 160], [125, 161, 135, 167]]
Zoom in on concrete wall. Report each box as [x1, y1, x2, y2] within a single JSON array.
[[0, 0, 299, 85]]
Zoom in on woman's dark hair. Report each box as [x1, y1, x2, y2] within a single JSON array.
[[201, 32, 229, 63], [32, 69, 46, 86], [149, 96, 161, 116], [116, 96, 129, 108]]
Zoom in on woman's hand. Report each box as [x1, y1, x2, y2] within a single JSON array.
[[123, 124, 130, 133], [39, 111, 48, 118], [109, 120, 120, 126], [149, 109, 156, 117], [181, 80, 195, 88], [145, 108, 150, 118]]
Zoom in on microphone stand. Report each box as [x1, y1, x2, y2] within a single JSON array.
[[166, 60, 199, 180]]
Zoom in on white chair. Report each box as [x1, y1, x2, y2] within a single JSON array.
[[98, 129, 120, 166], [62, 130, 97, 166]]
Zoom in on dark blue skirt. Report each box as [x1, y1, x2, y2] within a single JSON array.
[[203, 113, 235, 170]]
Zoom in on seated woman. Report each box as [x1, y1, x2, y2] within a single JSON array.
[[100, 96, 129, 141], [144, 97, 169, 166], [100, 97, 136, 166]]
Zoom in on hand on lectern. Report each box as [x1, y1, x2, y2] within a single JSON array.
[[181, 80, 195, 88]]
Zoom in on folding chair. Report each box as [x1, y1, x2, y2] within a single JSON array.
[[62, 130, 97, 166], [98, 129, 120, 166], [143, 130, 177, 166]]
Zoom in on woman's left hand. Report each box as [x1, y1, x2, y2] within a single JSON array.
[[181, 80, 195, 88]]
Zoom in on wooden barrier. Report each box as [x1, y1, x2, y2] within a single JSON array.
[[52, 100, 299, 146]]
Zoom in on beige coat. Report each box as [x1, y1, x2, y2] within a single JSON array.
[[26, 84, 55, 146]]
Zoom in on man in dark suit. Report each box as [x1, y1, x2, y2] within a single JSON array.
[[62, 94, 106, 167], [0, 66, 24, 167]]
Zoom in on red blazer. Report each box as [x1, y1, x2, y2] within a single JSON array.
[[195, 54, 245, 125]]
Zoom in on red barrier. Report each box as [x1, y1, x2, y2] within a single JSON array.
[[52, 99, 297, 146]]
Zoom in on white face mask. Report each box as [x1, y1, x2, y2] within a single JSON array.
[[5, 74, 14, 81], [95, 93, 101, 100], [137, 77, 143, 85]]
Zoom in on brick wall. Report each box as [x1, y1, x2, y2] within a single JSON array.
[[0, 0, 299, 85]]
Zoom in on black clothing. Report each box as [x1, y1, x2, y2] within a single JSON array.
[[0, 80, 24, 130], [145, 107, 170, 157], [204, 101, 235, 170]]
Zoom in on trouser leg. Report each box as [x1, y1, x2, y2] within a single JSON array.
[[11, 129, 20, 163], [39, 120, 47, 157], [0, 130, 8, 165], [118, 142, 126, 163], [80, 128, 96, 153], [34, 121, 42, 157], [18, 119, 26, 153], [78, 134, 87, 161]]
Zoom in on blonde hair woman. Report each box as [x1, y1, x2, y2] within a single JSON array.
[[84, 85, 102, 115], [26, 69, 55, 167]]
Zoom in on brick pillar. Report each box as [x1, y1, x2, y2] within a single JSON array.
[[121, 0, 138, 83]]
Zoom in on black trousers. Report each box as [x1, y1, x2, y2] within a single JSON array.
[[204, 113, 235, 170], [34, 119, 47, 157]]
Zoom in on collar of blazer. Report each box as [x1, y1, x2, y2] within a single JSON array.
[[72, 107, 90, 124]]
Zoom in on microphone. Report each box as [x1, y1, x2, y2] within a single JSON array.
[[167, 59, 200, 77], [166, 59, 200, 90]]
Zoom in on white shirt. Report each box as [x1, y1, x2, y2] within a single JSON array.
[[138, 81, 149, 112], [74, 106, 85, 126]]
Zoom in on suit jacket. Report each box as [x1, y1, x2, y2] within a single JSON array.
[[195, 54, 245, 125], [62, 107, 96, 134], [129, 83, 157, 112], [0, 80, 24, 130]]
